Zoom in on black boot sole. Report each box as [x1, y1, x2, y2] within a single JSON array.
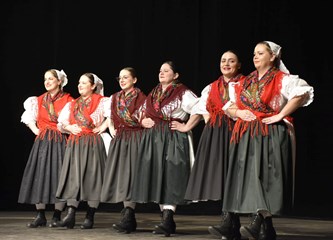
[[26, 218, 47, 228], [208, 226, 240, 240], [240, 226, 258, 239], [56, 221, 75, 229], [208, 226, 222, 237], [48, 218, 60, 228], [26, 222, 47, 228], [154, 225, 175, 237], [112, 223, 136, 233], [153, 227, 176, 235]]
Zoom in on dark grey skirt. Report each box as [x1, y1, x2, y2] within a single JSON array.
[[185, 115, 233, 201], [100, 130, 142, 203], [18, 129, 66, 204], [222, 121, 293, 215], [56, 134, 107, 201], [130, 123, 191, 205]]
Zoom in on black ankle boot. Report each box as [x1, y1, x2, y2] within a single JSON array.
[[56, 206, 76, 229], [152, 211, 164, 235], [80, 207, 96, 229], [152, 211, 176, 235], [240, 213, 264, 239], [112, 207, 137, 233], [27, 209, 47, 228], [49, 209, 62, 228], [259, 216, 277, 240], [208, 212, 241, 240], [154, 209, 176, 237]]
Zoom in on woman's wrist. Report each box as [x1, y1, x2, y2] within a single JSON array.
[[234, 109, 238, 118]]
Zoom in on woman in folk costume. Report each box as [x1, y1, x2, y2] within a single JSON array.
[[171, 50, 245, 239], [130, 61, 199, 237], [221, 41, 314, 240], [55, 73, 110, 229], [18, 69, 73, 228], [100, 67, 146, 233]]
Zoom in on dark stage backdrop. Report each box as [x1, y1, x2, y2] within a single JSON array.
[[1, 0, 332, 218]]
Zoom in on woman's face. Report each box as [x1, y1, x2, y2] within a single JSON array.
[[44, 71, 61, 93], [159, 63, 178, 86], [253, 43, 275, 71], [220, 51, 240, 79], [118, 69, 136, 92], [78, 75, 95, 97]]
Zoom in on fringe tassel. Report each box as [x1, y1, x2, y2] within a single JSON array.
[[68, 133, 102, 145], [37, 127, 64, 142], [231, 119, 270, 143]]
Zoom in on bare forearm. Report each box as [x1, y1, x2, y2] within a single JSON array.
[[185, 114, 202, 131], [27, 122, 39, 135], [279, 94, 308, 118], [170, 114, 202, 132]]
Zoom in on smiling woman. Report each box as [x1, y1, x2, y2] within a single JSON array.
[[2, 0, 330, 227], [222, 41, 314, 240], [167, 50, 245, 239], [100, 67, 147, 233], [55, 73, 111, 229], [18, 69, 73, 228]]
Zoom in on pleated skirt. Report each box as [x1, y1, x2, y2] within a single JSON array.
[[222, 122, 293, 215], [100, 130, 141, 203], [18, 129, 66, 204], [185, 115, 233, 201], [56, 134, 106, 201], [130, 123, 191, 205]]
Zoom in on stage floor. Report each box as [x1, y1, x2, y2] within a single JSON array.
[[1, 211, 333, 240]]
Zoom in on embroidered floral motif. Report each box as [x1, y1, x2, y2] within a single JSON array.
[[240, 67, 277, 114], [73, 96, 95, 129], [116, 88, 140, 127], [151, 81, 181, 120], [207, 74, 243, 127], [42, 91, 65, 122]]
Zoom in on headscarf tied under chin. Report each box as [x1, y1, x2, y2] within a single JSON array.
[[55, 69, 68, 89], [264, 41, 290, 74], [92, 74, 104, 96]]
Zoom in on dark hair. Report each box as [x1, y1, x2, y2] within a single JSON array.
[[82, 72, 97, 93], [117, 67, 137, 81], [223, 49, 242, 64], [162, 60, 180, 75]]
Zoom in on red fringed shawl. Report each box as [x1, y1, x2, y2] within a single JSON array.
[[145, 82, 188, 123], [206, 74, 244, 128], [68, 93, 104, 142], [111, 88, 146, 136], [231, 68, 293, 142], [37, 91, 73, 141]]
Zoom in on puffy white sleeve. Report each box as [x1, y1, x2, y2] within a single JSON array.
[[21, 96, 38, 125], [57, 102, 71, 133], [190, 84, 210, 115], [180, 90, 199, 169], [181, 90, 199, 114], [99, 97, 112, 153], [103, 96, 112, 119], [90, 97, 110, 127], [281, 74, 314, 107]]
